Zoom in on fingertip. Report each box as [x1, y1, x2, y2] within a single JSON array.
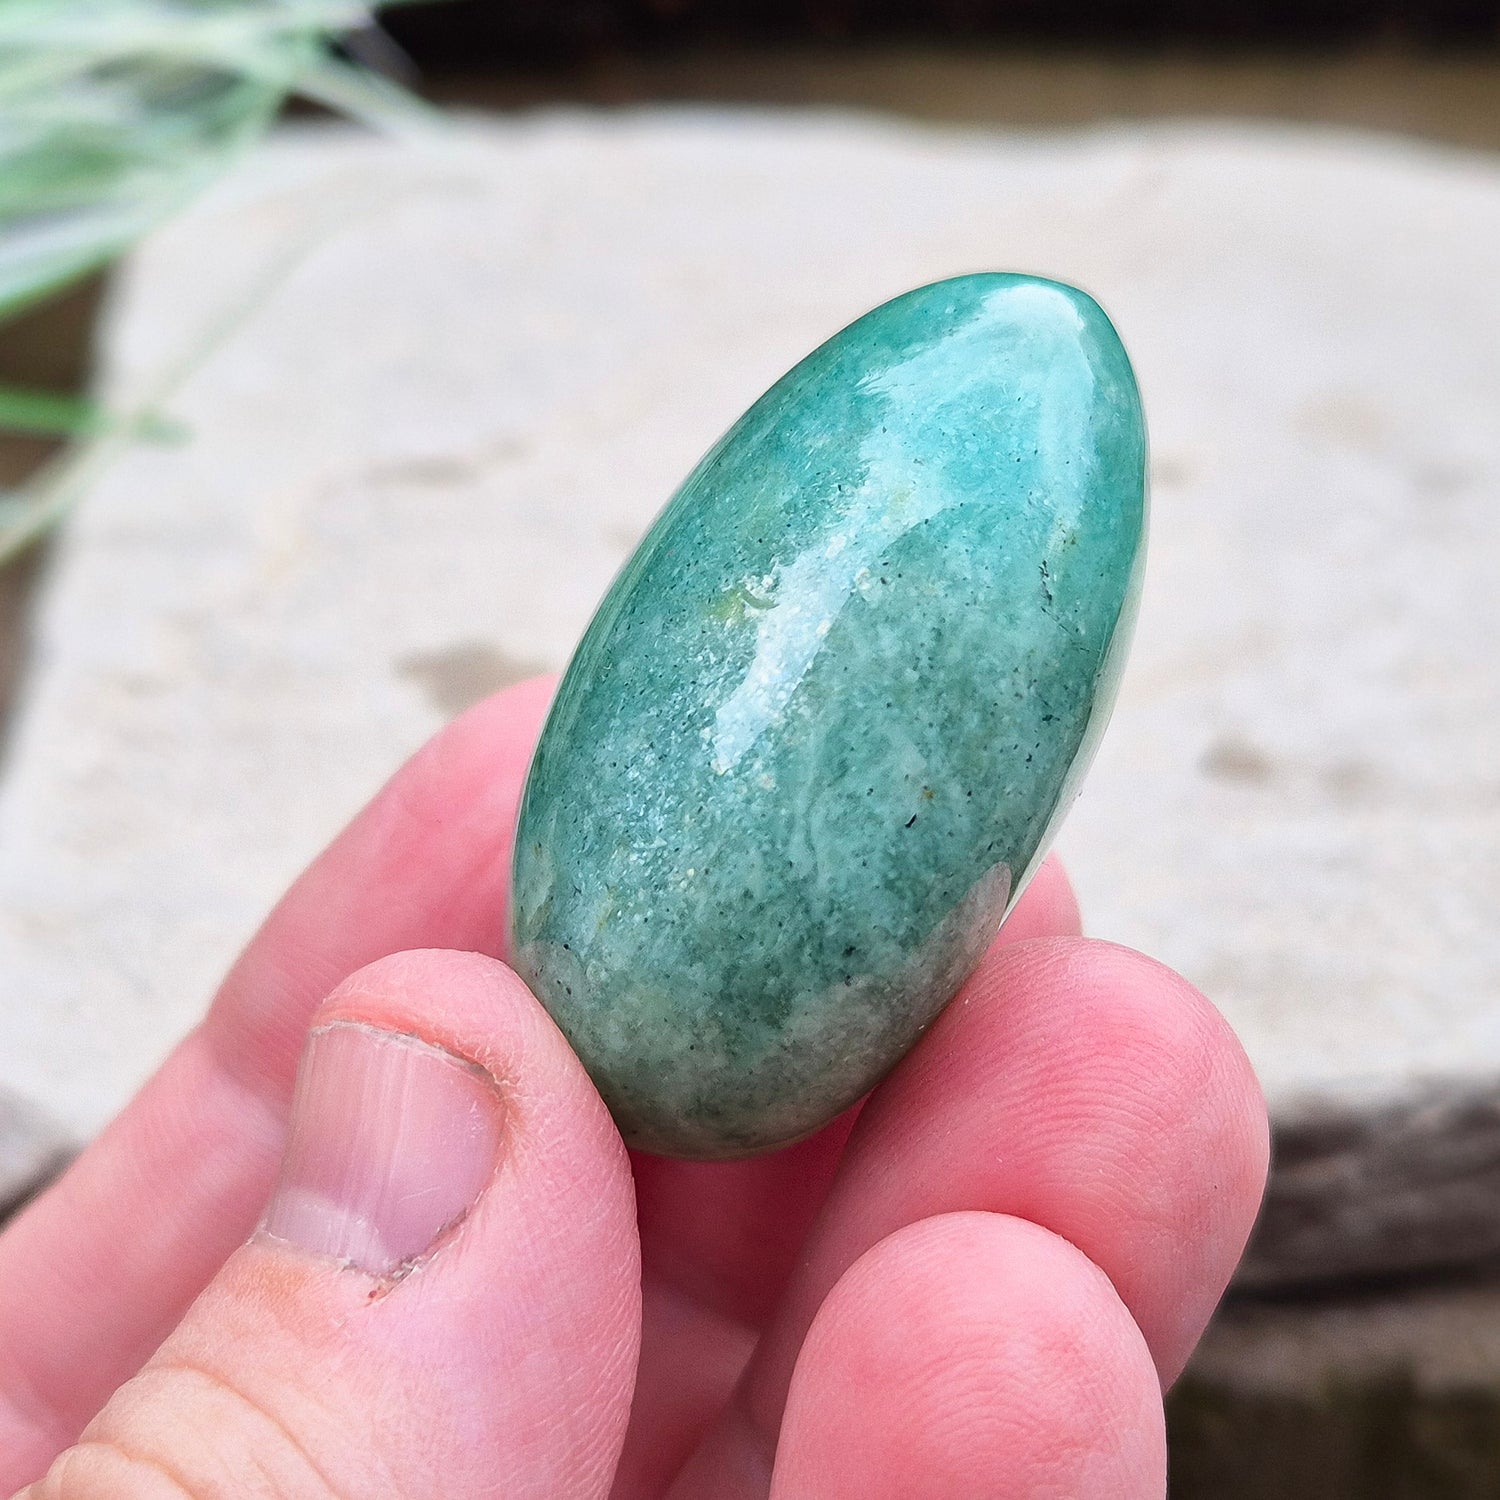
[[986, 940, 1271, 1381], [995, 854, 1082, 946], [1104, 947, 1269, 1379], [316, 948, 566, 1081], [1028, 940, 1272, 1315], [771, 1211, 1165, 1500], [318, 944, 635, 1188], [396, 672, 558, 818], [450, 671, 560, 735], [313, 948, 638, 1222], [457, 671, 561, 756]]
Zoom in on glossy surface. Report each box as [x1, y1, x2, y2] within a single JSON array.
[[511, 274, 1147, 1157]]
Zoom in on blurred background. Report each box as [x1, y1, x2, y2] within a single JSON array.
[[1, 3, 1498, 1495], [386, 0, 1500, 140]]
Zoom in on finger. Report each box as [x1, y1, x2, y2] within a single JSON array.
[[767, 1213, 1166, 1500], [992, 853, 1082, 946], [617, 1120, 858, 1500], [0, 676, 557, 1484], [612, 858, 1082, 1500], [674, 938, 1267, 1494], [18, 950, 640, 1500]]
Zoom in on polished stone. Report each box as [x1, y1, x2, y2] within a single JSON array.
[[511, 274, 1147, 1157]]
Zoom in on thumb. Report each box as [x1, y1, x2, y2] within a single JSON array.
[[22, 951, 641, 1500]]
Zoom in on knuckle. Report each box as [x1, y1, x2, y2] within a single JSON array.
[[28, 1358, 344, 1500], [24, 1440, 198, 1500]]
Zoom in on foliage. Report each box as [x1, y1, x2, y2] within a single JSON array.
[[0, 0, 432, 555]]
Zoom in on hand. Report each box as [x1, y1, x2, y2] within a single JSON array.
[[0, 677, 1267, 1498]]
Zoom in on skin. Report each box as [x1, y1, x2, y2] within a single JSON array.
[[0, 675, 1269, 1498]]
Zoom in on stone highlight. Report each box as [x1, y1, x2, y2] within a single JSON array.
[[511, 274, 1147, 1158]]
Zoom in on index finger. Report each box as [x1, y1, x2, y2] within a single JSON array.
[[0, 674, 556, 1487]]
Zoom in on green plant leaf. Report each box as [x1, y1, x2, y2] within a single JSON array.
[[0, 0, 436, 551], [0, 385, 103, 438], [0, 384, 187, 440], [0, 0, 432, 324]]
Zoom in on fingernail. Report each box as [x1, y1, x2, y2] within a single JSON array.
[[261, 1021, 502, 1276]]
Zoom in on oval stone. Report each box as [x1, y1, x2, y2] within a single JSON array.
[[511, 274, 1147, 1158]]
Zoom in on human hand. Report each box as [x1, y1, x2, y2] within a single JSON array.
[[0, 677, 1267, 1498]]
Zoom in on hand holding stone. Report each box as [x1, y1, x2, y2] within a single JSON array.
[[0, 677, 1265, 1497]]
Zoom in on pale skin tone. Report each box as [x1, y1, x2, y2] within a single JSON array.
[[0, 675, 1268, 1498]]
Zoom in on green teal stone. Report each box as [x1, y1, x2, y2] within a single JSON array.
[[511, 273, 1147, 1159]]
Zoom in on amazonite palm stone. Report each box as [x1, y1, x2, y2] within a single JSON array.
[[511, 274, 1147, 1158]]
